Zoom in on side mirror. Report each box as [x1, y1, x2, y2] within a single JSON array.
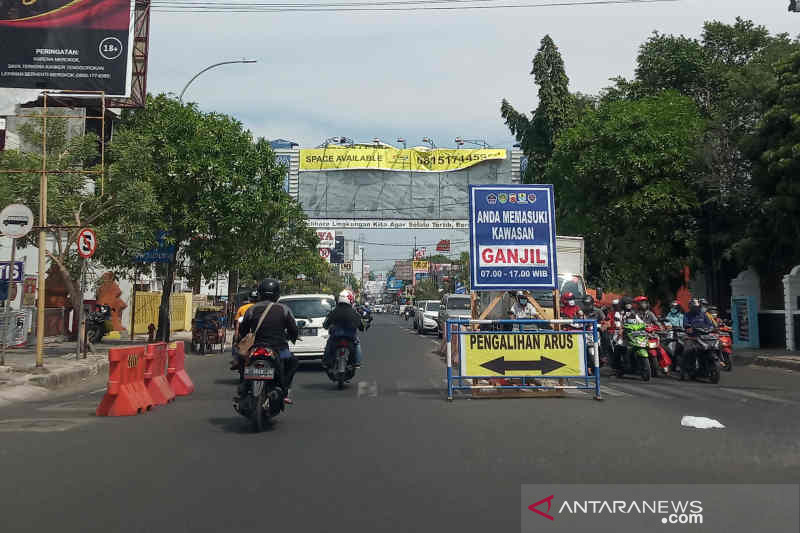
[[595, 288, 604, 301]]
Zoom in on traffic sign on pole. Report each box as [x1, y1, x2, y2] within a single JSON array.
[[0, 204, 34, 239], [468, 184, 558, 291], [77, 228, 97, 259]]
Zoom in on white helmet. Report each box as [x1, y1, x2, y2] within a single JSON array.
[[338, 289, 355, 306]]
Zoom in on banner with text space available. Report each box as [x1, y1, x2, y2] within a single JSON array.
[[468, 184, 558, 290], [300, 146, 507, 172], [461, 332, 586, 377]]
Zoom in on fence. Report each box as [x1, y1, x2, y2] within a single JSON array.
[[132, 292, 193, 334], [445, 318, 602, 401]]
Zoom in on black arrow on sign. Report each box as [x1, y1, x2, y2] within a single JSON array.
[[480, 356, 566, 375]]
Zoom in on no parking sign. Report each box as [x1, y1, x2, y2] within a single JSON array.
[[77, 228, 97, 259]]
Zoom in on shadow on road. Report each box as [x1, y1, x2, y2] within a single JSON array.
[[208, 416, 277, 434]]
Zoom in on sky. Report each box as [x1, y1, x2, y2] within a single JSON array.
[[2, 0, 797, 273]]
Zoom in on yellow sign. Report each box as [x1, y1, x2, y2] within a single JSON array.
[[460, 332, 586, 377], [299, 147, 507, 173], [412, 260, 429, 272]]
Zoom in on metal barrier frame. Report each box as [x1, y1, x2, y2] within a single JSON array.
[[446, 318, 602, 401]]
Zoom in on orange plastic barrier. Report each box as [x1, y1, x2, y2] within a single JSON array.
[[144, 342, 176, 405], [167, 341, 194, 396], [96, 346, 154, 416]]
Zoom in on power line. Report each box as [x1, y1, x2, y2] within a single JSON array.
[[151, 0, 677, 13], [353, 240, 468, 247]]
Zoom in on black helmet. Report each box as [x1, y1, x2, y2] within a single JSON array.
[[581, 294, 594, 309], [258, 278, 281, 301], [248, 290, 259, 302], [621, 296, 633, 310]]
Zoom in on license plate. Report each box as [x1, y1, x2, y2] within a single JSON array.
[[300, 328, 317, 336], [244, 366, 274, 379]]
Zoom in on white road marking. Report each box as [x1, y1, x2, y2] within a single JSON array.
[[718, 387, 795, 404], [90, 388, 107, 395], [609, 382, 673, 399], [357, 381, 378, 398], [599, 385, 632, 398]]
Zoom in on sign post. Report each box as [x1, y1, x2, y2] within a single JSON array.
[[75, 228, 97, 358], [0, 204, 34, 366]]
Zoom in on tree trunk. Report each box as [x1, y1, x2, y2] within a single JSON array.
[[156, 246, 179, 342]]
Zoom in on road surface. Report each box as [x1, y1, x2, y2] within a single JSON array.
[[1, 315, 799, 532]]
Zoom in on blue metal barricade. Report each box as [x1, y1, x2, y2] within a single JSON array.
[[446, 318, 602, 401]]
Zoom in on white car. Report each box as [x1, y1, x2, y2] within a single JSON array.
[[415, 300, 441, 335], [279, 294, 336, 361]]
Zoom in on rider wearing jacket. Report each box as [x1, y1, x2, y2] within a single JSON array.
[[323, 290, 365, 367], [681, 298, 714, 374], [238, 278, 299, 403], [665, 301, 685, 328], [633, 295, 661, 326], [560, 292, 581, 319]]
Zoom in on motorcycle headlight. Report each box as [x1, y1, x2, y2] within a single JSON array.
[[647, 341, 657, 349]]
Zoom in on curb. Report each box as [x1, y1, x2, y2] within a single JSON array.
[[753, 356, 800, 372], [26, 355, 109, 389]]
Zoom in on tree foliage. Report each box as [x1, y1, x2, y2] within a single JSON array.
[[546, 92, 705, 298], [110, 94, 323, 339], [501, 35, 580, 182], [740, 50, 800, 274], [0, 112, 159, 321]]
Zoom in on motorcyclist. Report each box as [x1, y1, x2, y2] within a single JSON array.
[[237, 278, 299, 404], [580, 294, 606, 323], [665, 301, 685, 328], [560, 291, 581, 319], [681, 298, 715, 376], [230, 290, 259, 370], [323, 290, 365, 368], [620, 296, 639, 323], [633, 295, 661, 326]]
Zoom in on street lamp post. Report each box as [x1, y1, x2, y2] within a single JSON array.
[[179, 59, 257, 102]]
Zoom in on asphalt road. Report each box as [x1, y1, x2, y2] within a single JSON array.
[[1, 315, 799, 532]]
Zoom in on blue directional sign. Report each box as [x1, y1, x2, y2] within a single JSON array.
[[0, 261, 24, 282], [134, 231, 175, 264], [468, 184, 558, 291]]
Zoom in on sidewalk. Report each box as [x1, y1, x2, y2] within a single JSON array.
[[735, 348, 800, 371], [0, 331, 193, 407]]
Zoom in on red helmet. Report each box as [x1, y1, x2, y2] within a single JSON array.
[[561, 292, 575, 305], [633, 295, 648, 303]]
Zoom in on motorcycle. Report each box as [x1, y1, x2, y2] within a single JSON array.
[[717, 326, 733, 372], [660, 326, 685, 372], [646, 325, 672, 377], [326, 337, 357, 389], [613, 321, 651, 381], [360, 309, 373, 330], [86, 304, 112, 344], [680, 328, 721, 384], [234, 347, 286, 432]]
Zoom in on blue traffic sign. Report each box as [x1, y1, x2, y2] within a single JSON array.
[[468, 184, 558, 291]]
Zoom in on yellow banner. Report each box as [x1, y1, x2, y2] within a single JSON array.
[[299, 146, 507, 172], [461, 332, 586, 377], [412, 260, 429, 272]]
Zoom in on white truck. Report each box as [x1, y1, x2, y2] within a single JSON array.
[[477, 235, 592, 320]]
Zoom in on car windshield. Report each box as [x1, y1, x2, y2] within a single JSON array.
[[282, 298, 335, 319], [447, 297, 471, 310], [529, 274, 586, 308], [425, 302, 441, 311]]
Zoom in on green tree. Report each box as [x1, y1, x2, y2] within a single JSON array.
[[110, 95, 321, 340], [546, 92, 705, 298], [0, 113, 159, 334], [413, 278, 440, 301], [501, 35, 578, 182], [740, 50, 800, 274], [604, 18, 799, 299]]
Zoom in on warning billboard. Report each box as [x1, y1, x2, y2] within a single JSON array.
[[0, 0, 135, 96]]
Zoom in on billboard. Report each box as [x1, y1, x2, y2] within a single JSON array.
[[0, 0, 136, 96], [301, 146, 506, 173], [468, 184, 558, 291], [299, 148, 513, 221]]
